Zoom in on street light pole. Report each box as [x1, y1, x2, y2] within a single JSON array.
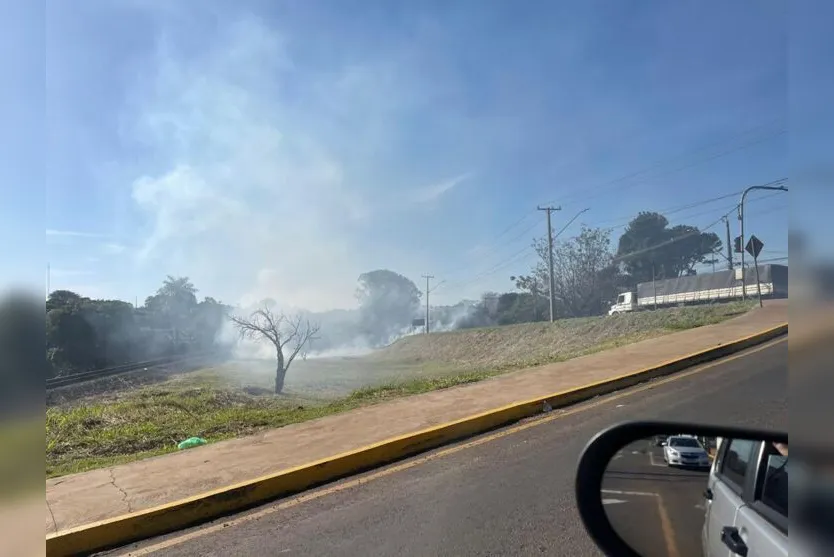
[[738, 181, 788, 300]]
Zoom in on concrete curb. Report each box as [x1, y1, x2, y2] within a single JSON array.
[[46, 322, 788, 556]]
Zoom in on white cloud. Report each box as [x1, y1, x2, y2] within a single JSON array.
[[409, 172, 473, 204], [46, 229, 104, 238]]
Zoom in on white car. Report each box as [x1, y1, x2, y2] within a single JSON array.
[[663, 435, 711, 468], [702, 438, 790, 557]]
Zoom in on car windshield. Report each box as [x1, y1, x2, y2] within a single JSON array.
[[670, 438, 701, 448]]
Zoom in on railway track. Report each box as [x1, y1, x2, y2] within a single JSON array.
[[46, 352, 219, 390]]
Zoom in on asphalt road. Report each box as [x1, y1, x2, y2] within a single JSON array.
[[603, 440, 711, 557], [104, 336, 787, 557]]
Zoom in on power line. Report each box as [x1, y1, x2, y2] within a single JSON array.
[[596, 179, 787, 234], [742, 203, 788, 220], [604, 190, 786, 233], [442, 207, 590, 293], [441, 179, 787, 295], [485, 210, 537, 245], [545, 123, 785, 207], [441, 245, 536, 292], [612, 179, 786, 263], [443, 121, 784, 279], [593, 190, 744, 228], [438, 215, 542, 279]]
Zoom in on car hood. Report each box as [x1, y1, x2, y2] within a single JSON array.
[[669, 447, 706, 456]]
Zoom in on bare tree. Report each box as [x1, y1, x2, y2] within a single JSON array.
[[229, 306, 321, 394]]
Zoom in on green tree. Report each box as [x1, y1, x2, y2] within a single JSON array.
[[356, 270, 422, 346], [193, 297, 233, 350], [83, 299, 138, 365], [144, 276, 199, 350], [510, 274, 547, 322], [45, 278, 230, 376], [46, 289, 85, 312], [494, 292, 539, 325], [616, 212, 722, 284], [46, 290, 98, 372]]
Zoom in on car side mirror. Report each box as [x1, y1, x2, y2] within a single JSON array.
[[575, 421, 787, 557]]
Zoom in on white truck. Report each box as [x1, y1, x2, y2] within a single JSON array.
[[608, 263, 788, 315]]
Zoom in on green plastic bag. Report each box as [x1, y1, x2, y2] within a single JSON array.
[[177, 437, 207, 450]]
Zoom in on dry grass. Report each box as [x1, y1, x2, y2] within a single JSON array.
[[373, 301, 754, 371], [46, 389, 362, 478], [46, 302, 753, 478]]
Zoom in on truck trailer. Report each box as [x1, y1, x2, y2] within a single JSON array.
[[608, 264, 788, 315]]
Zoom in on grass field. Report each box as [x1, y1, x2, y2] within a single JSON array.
[[47, 302, 753, 478]]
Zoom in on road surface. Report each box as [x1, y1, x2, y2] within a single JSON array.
[[103, 336, 787, 557], [603, 440, 711, 557]]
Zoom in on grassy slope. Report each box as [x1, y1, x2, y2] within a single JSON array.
[[47, 302, 753, 478], [373, 302, 753, 370]]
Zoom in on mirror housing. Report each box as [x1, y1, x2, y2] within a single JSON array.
[[574, 421, 787, 557]]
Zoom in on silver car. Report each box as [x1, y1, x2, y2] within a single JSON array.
[[662, 435, 711, 468], [701, 438, 789, 557]]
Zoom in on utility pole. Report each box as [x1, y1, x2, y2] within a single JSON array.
[[723, 217, 733, 271], [537, 205, 561, 322], [738, 181, 788, 300], [422, 274, 434, 334]]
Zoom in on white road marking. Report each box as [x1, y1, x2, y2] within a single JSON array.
[[602, 498, 628, 505], [601, 489, 659, 498], [602, 490, 680, 557]]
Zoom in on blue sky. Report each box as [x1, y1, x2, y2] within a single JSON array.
[[7, 0, 802, 309]]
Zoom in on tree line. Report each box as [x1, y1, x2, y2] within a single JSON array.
[[329, 210, 722, 333], [46, 276, 233, 377], [40, 210, 721, 387], [460, 211, 721, 327]]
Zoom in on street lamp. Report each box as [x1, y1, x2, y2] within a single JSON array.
[[738, 181, 788, 300]]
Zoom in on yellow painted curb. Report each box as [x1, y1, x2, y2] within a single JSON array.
[[46, 322, 787, 556]]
